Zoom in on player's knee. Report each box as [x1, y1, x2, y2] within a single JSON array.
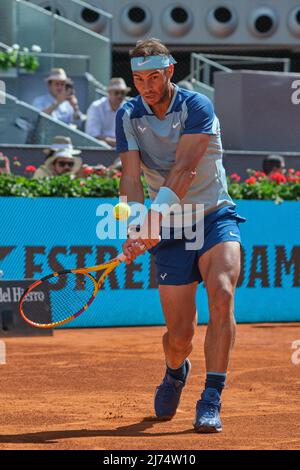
[[168, 326, 195, 353], [210, 285, 234, 319]]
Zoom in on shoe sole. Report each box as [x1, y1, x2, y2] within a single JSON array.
[[154, 358, 192, 420], [193, 424, 222, 433]]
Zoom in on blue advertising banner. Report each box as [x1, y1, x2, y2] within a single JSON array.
[[0, 197, 299, 326]]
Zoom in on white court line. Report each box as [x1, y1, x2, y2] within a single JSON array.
[[0, 340, 6, 364]]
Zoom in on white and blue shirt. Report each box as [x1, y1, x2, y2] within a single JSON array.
[[116, 85, 234, 216], [32, 92, 82, 126]]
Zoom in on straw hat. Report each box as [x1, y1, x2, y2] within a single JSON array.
[[43, 136, 82, 174], [107, 77, 131, 93], [46, 68, 68, 83]]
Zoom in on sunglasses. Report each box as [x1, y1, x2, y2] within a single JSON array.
[[56, 161, 75, 169]]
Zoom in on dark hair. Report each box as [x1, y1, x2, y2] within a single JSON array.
[[129, 38, 170, 58], [262, 155, 285, 175]]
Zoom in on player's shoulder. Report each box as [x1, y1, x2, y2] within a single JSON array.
[[116, 95, 146, 121], [176, 87, 213, 109]]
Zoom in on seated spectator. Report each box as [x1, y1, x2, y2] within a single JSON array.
[[0, 153, 11, 175], [263, 154, 286, 176], [32, 68, 83, 127], [34, 136, 82, 178], [85, 77, 130, 148]]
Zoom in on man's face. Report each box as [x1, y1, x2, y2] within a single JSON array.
[[108, 89, 127, 107], [53, 158, 75, 175], [48, 80, 66, 98], [133, 65, 174, 106]]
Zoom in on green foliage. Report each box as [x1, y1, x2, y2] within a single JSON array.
[[0, 173, 299, 200], [0, 45, 40, 72], [227, 175, 300, 203], [0, 174, 150, 198]]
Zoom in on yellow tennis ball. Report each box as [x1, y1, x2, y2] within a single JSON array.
[[113, 202, 131, 221]]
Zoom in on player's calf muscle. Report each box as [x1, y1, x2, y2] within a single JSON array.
[[163, 327, 195, 366]]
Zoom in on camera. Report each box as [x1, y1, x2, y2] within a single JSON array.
[[65, 80, 75, 96]]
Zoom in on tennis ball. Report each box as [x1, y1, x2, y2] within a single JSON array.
[[113, 202, 131, 221]]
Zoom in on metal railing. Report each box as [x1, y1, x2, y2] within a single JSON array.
[[14, 0, 112, 85], [205, 54, 291, 74], [0, 42, 91, 75], [26, 0, 113, 43], [191, 53, 231, 87], [190, 53, 291, 88], [0, 42, 94, 78]]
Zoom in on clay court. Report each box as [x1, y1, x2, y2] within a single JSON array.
[[0, 323, 300, 450]]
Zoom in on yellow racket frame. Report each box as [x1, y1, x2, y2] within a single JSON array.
[[19, 253, 126, 329]]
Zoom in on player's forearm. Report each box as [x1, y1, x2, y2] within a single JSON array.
[[120, 174, 144, 204], [163, 163, 197, 200]]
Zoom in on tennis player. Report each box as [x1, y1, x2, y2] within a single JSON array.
[[116, 38, 246, 433]]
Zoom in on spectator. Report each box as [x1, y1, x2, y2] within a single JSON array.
[[34, 136, 82, 178], [262, 154, 286, 176], [0, 153, 11, 175], [32, 68, 83, 127], [85, 77, 130, 148]]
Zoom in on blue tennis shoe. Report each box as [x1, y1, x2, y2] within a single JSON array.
[[194, 388, 222, 433], [154, 358, 191, 420]]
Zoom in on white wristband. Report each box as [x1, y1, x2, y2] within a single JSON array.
[[151, 186, 180, 217]]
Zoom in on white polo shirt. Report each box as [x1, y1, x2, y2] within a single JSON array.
[[85, 97, 126, 140], [32, 92, 82, 126]]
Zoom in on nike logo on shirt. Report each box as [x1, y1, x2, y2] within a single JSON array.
[[172, 122, 180, 129]]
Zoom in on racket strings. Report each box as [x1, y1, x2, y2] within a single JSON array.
[[21, 272, 97, 325]]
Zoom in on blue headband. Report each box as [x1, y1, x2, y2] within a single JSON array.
[[131, 54, 177, 71]]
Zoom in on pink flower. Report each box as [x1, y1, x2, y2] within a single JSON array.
[[83, 167, 94, 175], [230, 173, 241, 182], [245, 176, 257, 185], [287, 175, 300, 183], [25, 165, 37, 172], [254, 171, 266, 178], [269, 172, 287, 184]]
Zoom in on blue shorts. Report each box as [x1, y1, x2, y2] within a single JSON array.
[[149, 205, 246, 285]]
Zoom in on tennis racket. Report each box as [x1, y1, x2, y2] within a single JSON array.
[[19, 251, 136, 329]]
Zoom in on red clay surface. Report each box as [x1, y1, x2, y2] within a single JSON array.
[[0, 323, 300, 450]]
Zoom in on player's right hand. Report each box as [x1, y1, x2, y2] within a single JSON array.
[[122, 239, 145, 264]]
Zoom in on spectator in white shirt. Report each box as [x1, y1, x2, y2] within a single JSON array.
[[85, 77, 130, 148], [32, 68, 83, 127]]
